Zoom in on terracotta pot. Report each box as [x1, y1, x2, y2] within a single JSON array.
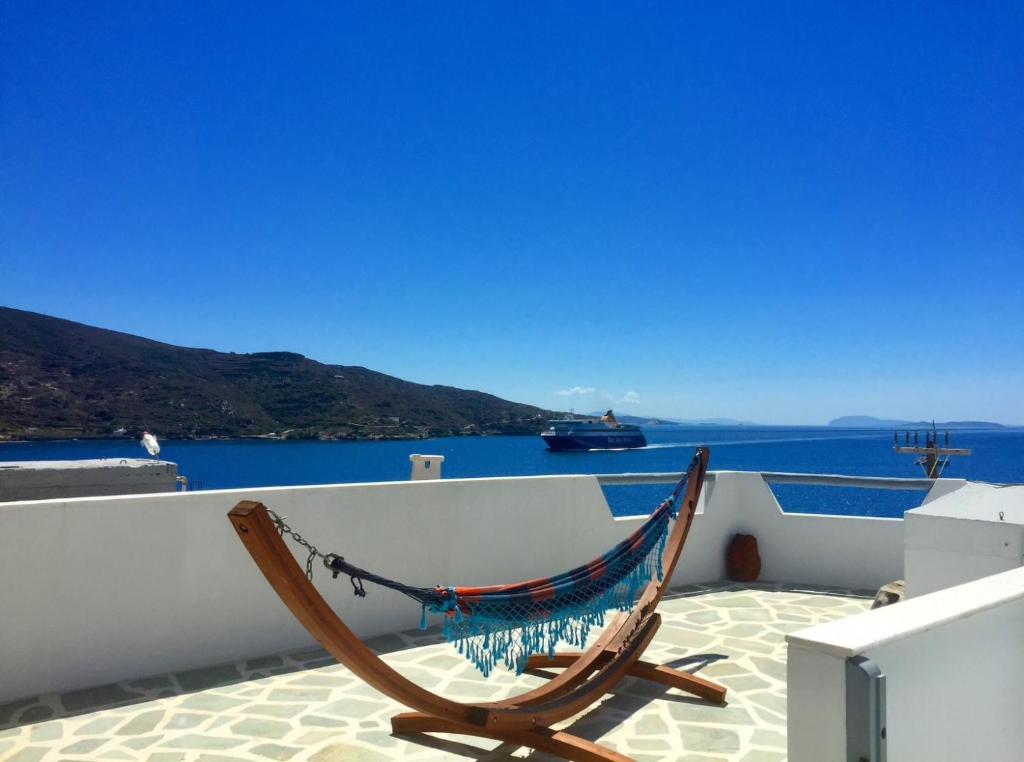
[[727, 533, 761, 582]]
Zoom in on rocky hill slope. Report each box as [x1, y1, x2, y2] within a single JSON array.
[[0, 307, 555, 440]]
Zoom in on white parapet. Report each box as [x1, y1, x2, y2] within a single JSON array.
[[409, 454, 445, 480], [787, 565, 1024, 761], [0, 469, 919, 703], [905, 481, 1024, 597]]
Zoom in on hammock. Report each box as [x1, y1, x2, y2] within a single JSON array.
[[269, 459, 697, 677]]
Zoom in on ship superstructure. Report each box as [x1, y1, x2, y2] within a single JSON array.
[[540, 410, 647, 451]]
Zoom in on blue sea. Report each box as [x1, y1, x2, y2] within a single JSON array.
[[3, 427, 1022, 518]]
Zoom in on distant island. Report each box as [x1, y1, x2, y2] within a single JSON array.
[[585, 412, 677, 426], [667, 417, 756, 426], [586, 413, 755, 427], [828, 415, 1005, 429], [0, 307, 559, 441]]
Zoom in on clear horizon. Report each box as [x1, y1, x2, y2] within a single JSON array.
[[2, 4, 1022, 425]]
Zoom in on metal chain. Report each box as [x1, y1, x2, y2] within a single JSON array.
[[263, 510, 423, 602], [267, 509, 323, 581]]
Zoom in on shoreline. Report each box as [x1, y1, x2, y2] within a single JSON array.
[[2, 424, 1019, 447], [0, 431, 534, 445]]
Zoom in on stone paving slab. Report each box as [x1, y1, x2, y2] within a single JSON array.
[[0, 582, 871, 761]]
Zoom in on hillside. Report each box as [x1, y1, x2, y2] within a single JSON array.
[[0, 307, 556, 440]]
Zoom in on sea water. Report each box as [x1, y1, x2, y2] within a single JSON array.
[[2, 426, 1022, 518]]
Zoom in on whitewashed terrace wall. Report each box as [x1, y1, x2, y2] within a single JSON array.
[[787, 565, 1024, 762], [2, 470, 912, 703]]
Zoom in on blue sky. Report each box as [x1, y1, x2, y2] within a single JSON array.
[[2, 3, 1022, 424]]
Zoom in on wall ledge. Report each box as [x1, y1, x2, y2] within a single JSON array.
[[786, 565, 1024, 658]]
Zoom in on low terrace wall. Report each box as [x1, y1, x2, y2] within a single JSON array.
[[0, 470, 930, 703], [787, 565, 1024, 762]]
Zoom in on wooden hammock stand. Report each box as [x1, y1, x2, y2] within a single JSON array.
[[227, 446, 725, 762]]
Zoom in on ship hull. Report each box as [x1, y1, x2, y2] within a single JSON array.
[[541, 432, 647, 451]]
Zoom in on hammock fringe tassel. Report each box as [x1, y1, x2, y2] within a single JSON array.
[[425, 497, 680, 676]]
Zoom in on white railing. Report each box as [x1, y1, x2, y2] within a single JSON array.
[[597, 471, 936, 490]]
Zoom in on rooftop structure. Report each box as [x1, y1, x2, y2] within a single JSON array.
[[1, 463, 1021, 760], [0, 458, 179, 502]]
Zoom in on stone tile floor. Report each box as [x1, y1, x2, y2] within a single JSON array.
[[0, 582, 871, 762]]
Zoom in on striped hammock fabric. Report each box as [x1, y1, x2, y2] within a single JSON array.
[[422, 468, 692, 676]]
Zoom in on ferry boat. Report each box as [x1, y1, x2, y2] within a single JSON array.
[[540, 410, 647, 451]]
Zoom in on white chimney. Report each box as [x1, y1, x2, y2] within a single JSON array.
[[409, 454, 445, 481]]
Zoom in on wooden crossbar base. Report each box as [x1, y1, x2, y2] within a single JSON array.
[[391, 713, 634, 762], [526, 652, 728, 705], [392, 652, 726, 761]]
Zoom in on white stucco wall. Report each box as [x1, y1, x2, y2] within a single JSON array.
[[715, 473, 905, 590], [786, 644, 848, 762], [1, 470, 910, 703], [905, 482, 1024, 597], [787, 565, 1024, 762]]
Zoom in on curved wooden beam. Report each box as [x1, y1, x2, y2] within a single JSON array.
[[490, 613, 630, 709], [642, 446, 710, 612], [230, 502, 475, 722]]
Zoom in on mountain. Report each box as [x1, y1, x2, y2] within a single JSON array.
[[618, 415, 675, 426], [828, 415, 1005, 429], [668, 417, 756, 426], [829, 416, 918, 428], [0, 307, 556, 441]]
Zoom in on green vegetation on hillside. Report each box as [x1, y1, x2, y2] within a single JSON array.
[[0, 307, 556, 440]]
